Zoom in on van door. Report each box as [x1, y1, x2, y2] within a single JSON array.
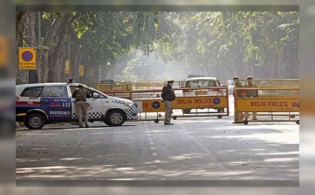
[[70, 86, 104, 121], [16, 86, 43, 114], [40, 85, 72, 122]]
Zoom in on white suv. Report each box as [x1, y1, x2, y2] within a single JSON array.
[[16, 82, 138, 130], [183, 77, 222, 96], [182, 77, 224, 114]]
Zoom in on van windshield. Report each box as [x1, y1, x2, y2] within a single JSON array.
[[185, 80, 217, 88]]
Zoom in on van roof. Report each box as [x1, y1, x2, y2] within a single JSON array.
[[185, 77, 217, 81], [16, 82, 87, 88]]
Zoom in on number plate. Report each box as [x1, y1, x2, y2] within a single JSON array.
[[196, 91, 207, 95]]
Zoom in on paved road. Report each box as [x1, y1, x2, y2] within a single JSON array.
[[16, 114, 299, 183]]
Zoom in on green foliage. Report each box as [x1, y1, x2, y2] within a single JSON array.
[[156, 11, 299, 79], [18, 10, 299, 82]]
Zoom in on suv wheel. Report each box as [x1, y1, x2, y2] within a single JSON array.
[[25, 113, 46, 130], [106, 110, 125, 126]]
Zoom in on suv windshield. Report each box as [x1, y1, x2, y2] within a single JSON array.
[[185, 80, 217, 88]]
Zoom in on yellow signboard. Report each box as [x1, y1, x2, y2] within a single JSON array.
[[79, 64, 84, 76], [18, 47, 37, 70], [235, 97, 300, 112], [140, 96, 228, 112], [0, 36, 8, 66], [65, 59, 70, 74]]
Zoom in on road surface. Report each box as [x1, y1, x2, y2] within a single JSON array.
[[16, 114, 298, 185]]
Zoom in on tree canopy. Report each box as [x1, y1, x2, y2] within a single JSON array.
[[16, 11, 299, 83]]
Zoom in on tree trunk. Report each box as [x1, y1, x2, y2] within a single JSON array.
[[38, 49, 49, 82], [47, 29, 69, 82], [58, 39, 68, 82], [39, 12, 70, 82], [16, 12, 26, 46], [23, 12, 38, 83]]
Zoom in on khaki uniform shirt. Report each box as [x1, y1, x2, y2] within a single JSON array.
[[161, 85, 176, 101], [245, 83, 259, 97], [234, 82, 245, 98], [72, 88, 89, 101]]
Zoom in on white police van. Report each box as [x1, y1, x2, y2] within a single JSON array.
[[16, 82, 138, 130]]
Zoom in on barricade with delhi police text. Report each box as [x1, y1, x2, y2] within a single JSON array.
[[234, 79, 299, 125], [90, 81, 229, 122], [133, 86, 229, 122]]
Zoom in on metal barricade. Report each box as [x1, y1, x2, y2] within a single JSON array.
[[89, 82, 132, 99], [234, 79, 299, 125], [90, 81, 229, 122], [132, 82, 164, 90], [133, 86, 229, 123]]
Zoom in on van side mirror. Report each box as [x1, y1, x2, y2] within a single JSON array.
[[92, 92, 99, 98]]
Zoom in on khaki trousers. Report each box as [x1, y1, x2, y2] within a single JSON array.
[[245, 97, 257, 120], [245, 112, 257, 120], [75, 101, 88, 126], [236, 112, 243, 122], [164, 100, 172, 124]]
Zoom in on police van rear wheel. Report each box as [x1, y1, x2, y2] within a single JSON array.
[[106, 110, 125, 126], [26, 113, 45, 130]]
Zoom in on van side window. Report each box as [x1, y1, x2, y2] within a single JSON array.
[[42, 86, 68, 97], [21, 87, 43, 97]]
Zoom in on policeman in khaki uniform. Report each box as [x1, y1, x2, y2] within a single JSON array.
[[244, 76, 258, 120], [233, 76, 245, 122], [72, 84, 90, 128], [161, 80, 176, 125]]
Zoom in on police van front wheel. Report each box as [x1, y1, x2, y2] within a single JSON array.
[[103, 118, 110, 126], [106, 110, 126, 126], [25, 113, 46, 130]]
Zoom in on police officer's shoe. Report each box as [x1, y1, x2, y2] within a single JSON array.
[[85, 125, 90, 128], [79, 126, 84, 128], [164, 123, 174, 125]]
